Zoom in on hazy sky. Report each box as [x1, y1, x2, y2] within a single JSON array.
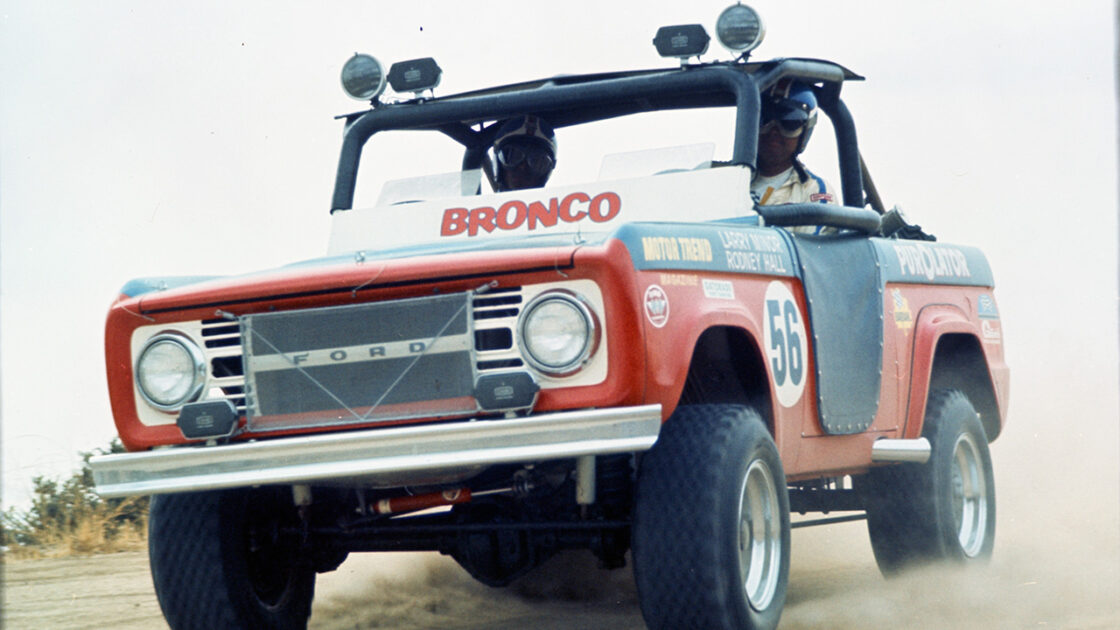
[[1, 1, 1117, 508]]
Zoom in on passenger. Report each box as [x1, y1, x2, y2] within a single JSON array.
[[752, 80, 837, 234], [492, 115, 557, 191]]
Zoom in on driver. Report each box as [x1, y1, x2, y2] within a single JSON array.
[[492, 115, 557, 191], [752, 80, 837, 234]]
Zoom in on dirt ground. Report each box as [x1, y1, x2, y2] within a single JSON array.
[[4, 400, 1119, 629], [4, 506, 1118, 629]]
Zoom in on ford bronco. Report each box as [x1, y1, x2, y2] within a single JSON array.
[[92, 5, 1009, 629]]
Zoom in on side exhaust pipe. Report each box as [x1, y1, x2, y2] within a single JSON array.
[[871, 437, 931, 464]]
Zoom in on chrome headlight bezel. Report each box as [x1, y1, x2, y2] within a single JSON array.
[[517, 291, 601, 376], [134, 332, 207, 411]]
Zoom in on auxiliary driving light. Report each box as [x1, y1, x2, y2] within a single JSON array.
[[388, 57, 442, 95], [341, 53, 387, 101], [177, 400, 238, 440], [653, 24, 711, 63], [474, 372, 540, 411], [135, 333, 206, 411], [518, 292, 599, 376], [716, 4, 765, 55]]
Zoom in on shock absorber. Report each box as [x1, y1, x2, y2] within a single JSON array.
[[371, 482, 536, 516], [373, 488, 472, 515]]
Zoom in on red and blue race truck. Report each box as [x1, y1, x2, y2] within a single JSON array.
[[92, 5, 1009, 629]]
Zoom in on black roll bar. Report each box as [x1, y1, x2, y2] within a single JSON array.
[[331, 67, 762, 212], [757, 203, 881, 234], [330, 59, 864, 213]]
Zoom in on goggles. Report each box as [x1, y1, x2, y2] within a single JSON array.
[[760, 100, 810, 138], [760, 118, 806, 138], [497, 141, 555, 176]]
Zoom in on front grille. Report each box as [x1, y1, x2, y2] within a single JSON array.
[[472, 287, 524, 369], [242, 293, 475, 428], [201, 318, 247, 414], [196, 287, 528, 431], [200, 321, 241, 348]]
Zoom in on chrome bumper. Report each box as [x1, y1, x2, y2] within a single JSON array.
[[92, 405, 662, 498]]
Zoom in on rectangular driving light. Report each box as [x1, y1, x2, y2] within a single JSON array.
[[653, 24, 710, 63], [388, 57, 443, 95]]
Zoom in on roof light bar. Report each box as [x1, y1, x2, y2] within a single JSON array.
[[653, 24, 710, 65], [341, 53, 387, 102], [716, 4, 765, 56], [388, 57, 443, 96]]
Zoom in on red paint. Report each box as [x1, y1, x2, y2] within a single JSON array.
[[105, 234, 1008, 483]]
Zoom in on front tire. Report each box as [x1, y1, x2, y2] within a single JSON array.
[[861, 389, 997, 574], [148, 488, 316, 630], [633, 404, 790, 630]]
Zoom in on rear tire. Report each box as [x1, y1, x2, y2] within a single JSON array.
[[861, 389, 996, 574], [149, 488, 316, 630], [633, 404, 790, 630]]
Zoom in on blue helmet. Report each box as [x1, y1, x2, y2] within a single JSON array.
[[760, 79, 818, 155]]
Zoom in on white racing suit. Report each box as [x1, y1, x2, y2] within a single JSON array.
[[753, 163, 838, 235]]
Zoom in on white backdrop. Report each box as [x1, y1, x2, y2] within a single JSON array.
[[2, 2, 1116, 516]]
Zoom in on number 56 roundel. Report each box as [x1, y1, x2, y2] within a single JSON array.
[[763, 280, 807, 407]]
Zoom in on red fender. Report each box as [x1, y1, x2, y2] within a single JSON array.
[[904, 304, 986, 438]]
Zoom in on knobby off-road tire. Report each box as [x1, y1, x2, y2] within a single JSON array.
[[148, 488, 316, 630], [861, 389, 996, 575], [633, 404, 790, 630]]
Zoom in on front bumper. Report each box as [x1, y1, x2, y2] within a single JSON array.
[[92, 405, 662, 498]]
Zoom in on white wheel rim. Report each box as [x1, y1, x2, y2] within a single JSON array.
[[738, 458, 782, 610], [951, 432, 989, 557]]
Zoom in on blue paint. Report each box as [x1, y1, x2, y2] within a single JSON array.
[[120, 276, 221, 298]]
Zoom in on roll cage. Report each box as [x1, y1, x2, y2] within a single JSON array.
[[330, 58, 866, 213]]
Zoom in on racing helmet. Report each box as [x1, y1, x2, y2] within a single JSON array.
[[493, 115, 557, 190], [760, 79, 818, 155]]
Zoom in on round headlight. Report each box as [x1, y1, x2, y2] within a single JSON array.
[[716, 4, 765, 54], [518, 292, 599, 376], [341, 53, 387, 101], [135, 334, 206, 411]]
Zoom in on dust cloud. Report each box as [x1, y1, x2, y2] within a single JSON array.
[[311, 385, 1120, 629], [310, 551, 644, 629]]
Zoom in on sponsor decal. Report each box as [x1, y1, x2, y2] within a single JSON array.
[[891, 288, 913, 330], [981, 319, 1002, 343], [620, 224, 795, 277], [977, 294, 1000, 319], [809, 192, 834, 203], [763, 281, 807, 407], [644, 284, 669, 328], [891, 243, 972, 282], [717, 229, 789, 274], [440, 190, 621, 237], [702, 278, 735, 300], [641, 235, 714, 263], [659, 273, 698, 287]]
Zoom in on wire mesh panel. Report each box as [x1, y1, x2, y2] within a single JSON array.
[[241, 292, 476, 431]]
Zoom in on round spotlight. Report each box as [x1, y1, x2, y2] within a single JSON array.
[[341, 53, 387, 101], [716, 4, 766, 54]]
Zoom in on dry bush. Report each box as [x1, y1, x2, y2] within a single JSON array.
[[2, 440, 148, 558]]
